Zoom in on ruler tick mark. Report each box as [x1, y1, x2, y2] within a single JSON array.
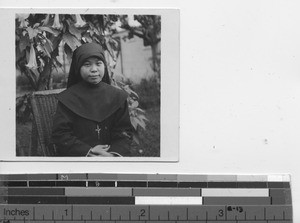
[[271, 196, 273, 204], [33, 206, 35, 220], [186, 207, 189, 220], [71, 205, 73, 221]]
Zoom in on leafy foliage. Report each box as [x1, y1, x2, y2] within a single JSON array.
[[15, 14, 121, 90], [15, 13, 161, 142]]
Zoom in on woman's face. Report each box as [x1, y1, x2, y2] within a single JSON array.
[[80, 57, 105, 85]]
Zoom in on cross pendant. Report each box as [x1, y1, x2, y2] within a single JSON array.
[[95, 124, 101, 139]]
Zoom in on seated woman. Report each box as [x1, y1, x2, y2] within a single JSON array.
[[52, 43, 133, 157]]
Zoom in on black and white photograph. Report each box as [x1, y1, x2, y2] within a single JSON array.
[[2, 1, 300, 219], [0, 8, 179, 161]]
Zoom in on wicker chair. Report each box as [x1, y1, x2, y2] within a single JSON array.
[[29, 88, 65, 156]]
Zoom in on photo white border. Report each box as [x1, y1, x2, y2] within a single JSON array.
[[0, 8, 180, 162]]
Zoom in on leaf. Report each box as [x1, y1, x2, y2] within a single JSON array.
[[38, 26, 59, 36], [69, 23, 83, 40], [16, 46, 26, 62], [64, 43, 73, 62], [51, 35, 62, 51], [63, 33, 81, 51], [104, 37, 116, 62], [30, 69, 40, 80], [44, 38, 53, 54], [132, 133, 140, 145], [136, 108, 146, 113], [82, 33, 93, 43], [131, 100, 139, 108], [135, 116, 146, 130], [19, 35, 30, 52], [38, 58, 45, 69], [53, 57, 62, 68], [108, 37, 119, 51], [138, 114, 149, 122], [123, 85, 139, 99], [37, 42, 51, 58], [42, 14, 50, 26], [130, 90, 139, 99], [130, 116, 138, 130], [130, 116, 146, 130], [26, 48, 30, 62], [33, 23, 40, 28], [26, 27, 39, 39], [89, 29, 94, 36]]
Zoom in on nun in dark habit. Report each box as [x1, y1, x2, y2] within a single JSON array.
[[51, 43, 133, 157]]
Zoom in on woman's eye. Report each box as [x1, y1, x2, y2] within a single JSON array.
[[97, 62, 103, 66], [84, 63, 90, 66]]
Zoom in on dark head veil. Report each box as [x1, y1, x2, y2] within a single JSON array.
[[57, 42, 128, 123], [67, 42, 111, 88]]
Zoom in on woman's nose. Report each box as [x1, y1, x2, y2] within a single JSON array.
[[90, 64, 97, 72]]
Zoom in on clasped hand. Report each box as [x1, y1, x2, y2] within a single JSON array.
[[87, 145, 114, 157]]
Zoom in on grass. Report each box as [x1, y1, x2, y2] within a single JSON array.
[[16, 106, 160, 157]]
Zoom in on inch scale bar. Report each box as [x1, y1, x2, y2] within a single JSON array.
[[0, 204, 293, 222], [0, 174, 293, 222]]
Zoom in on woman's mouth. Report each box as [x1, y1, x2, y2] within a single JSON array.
[[89, 76, 99, 79]]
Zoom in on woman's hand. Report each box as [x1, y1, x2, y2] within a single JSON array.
[[87, 145, 114, 157]]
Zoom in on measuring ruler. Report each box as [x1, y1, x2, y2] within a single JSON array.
[[0, 174, 293, 222]]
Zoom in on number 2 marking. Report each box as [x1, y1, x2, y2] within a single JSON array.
[[140, 209, 146, 217]]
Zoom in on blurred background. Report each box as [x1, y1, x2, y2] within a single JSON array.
[[15, 13, 161, 157]]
